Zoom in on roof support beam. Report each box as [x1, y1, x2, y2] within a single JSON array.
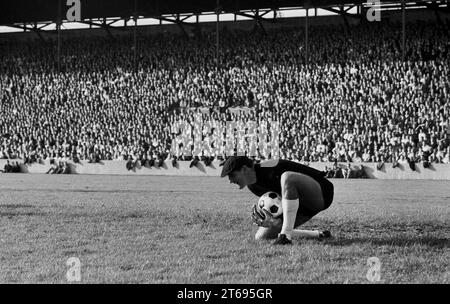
[[175, 14, 189, 38], [2, 1, 449, 35], [234, 10, 277, 24], [416, 1, 450, 14], [80, 19, 128, 32], [33, 22, 47, 42], [322, 6, 363, 19], [5, 23, 52, 41], [152, 15, 197, 27], [339, 6, 351, 33], [252, 9, 267, 35]]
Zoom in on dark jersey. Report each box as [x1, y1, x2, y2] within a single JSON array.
[[247, 159, 334, 215], [247, 159, 326, 196]]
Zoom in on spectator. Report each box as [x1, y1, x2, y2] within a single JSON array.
[[342, 162, 352, 179], [1, 160, 12, 173], [189, 156, 200, 168]]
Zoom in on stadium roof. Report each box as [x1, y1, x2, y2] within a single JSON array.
[[2, 0, 445, 25]]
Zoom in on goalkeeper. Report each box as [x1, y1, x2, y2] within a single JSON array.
[[221, 156, 334, 245]]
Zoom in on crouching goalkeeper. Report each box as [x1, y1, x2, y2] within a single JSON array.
[[221, 156, 334, 245]]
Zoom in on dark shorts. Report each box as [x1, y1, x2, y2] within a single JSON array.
[[296, 178, 334, 217]]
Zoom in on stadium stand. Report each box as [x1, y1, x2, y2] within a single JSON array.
[[1, 9, 449, 173]]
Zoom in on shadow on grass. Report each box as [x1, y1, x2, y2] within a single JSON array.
[[0, 211, 46, 217], [326, 236, 449, 249], [0, 204, 35, 209]]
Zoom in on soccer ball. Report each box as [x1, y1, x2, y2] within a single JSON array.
[[258, 191, 282, 217]]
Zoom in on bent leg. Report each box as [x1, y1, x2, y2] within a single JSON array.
[[292, 215, 319, 238], [255, 226, 281, 241], [294, 214, 314, 228], [255, 212, 328, 241], [288, 172, 325, 213]]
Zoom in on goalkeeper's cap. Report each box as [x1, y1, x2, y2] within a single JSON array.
[[220, 156, 253, 177]]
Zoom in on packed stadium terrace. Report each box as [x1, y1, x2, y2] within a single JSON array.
[[0, 20, 449, 166]]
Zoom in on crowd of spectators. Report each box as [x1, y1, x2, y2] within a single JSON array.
[[0, 19, 449, 170], [0, 160, 21, 173], [45, 160, 70, 174]]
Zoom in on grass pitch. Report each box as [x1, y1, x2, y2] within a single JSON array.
[[0, 174, 448, 283]]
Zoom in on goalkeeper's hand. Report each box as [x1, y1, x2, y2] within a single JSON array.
[[251, 204, 282, 228]]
